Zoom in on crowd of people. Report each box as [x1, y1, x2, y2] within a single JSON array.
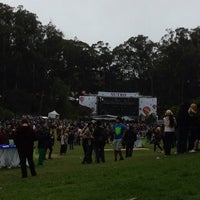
[[146, 103, 200, 156], [0, 116, 141, 177], [0, 102, 200, 178]]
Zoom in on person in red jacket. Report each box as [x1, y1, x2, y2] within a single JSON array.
[[14, 119, 37, 178]]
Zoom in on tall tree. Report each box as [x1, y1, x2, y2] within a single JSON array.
[[0, 3, 14, 102], [62, 39, 95, 92], [91, 41, 113, 90], [112, 35, 157, 93], [157, 27, 200, 106]]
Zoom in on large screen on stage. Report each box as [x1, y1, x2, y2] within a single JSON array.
[[97, 97, 139, 116]]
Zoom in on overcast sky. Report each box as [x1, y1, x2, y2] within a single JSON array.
[[1, 0, 200, 48]]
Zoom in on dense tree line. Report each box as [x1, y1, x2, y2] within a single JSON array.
[[0, 3, 200, 118]]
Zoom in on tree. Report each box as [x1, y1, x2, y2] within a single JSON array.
[[0, 4, 46, 114], [0, 3, 14, 104], [51, 77, 73, 118], [112, 35, 157, 93], [156, 27, 200, 107], [91, 41, 113, 90], [61, 39, 95, 93]]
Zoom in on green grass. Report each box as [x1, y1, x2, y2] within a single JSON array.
[[1, 141, 200, 200]]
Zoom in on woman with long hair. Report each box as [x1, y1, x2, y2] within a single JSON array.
[[163, 110, 176, 156]]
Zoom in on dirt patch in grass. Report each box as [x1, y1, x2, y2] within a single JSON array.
[[105, 148, 149, 151]]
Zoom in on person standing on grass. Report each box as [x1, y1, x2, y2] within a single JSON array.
[[37, 126, 49, 165], [146, 125, 153, 144], [188, 103, 200, 152], [60, 132, 68, 155], [14, 118, 37, 178], [113, 117, 126, 161], [81, 122, 94, 164], [152, 126, 163, 153], [46, 130, 55, 159], [176, 102, 190, 154], [123, 124, 137, 157], [68, 127, 75, 150], [93, 121, 106, 163], [163, 110, 176, 156]]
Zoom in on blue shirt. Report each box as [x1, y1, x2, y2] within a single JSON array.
[[113, 123, 126, 139]]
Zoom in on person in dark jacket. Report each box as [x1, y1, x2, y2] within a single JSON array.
[[152, 126, 163, 152], [124, 124, 137, 157], [93, 121, 106, 163], [46, 130, 55, 159], [81, 123, 94, 164], [14, 119, 37, 178], [60, 132, 68, 155], [176, 103, 190, 153], [188, 103, 200, 152], [37, 126, 49, 165], [68, 128, 75, 150]]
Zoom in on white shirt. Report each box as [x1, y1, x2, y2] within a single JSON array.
[[163, 116, 176, 132]]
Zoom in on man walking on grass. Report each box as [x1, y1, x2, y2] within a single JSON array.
[[113, 117, 126, 161]]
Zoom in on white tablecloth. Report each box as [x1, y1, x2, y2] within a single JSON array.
[[0, 145, 20, 168], [134, 137, 144, 148]]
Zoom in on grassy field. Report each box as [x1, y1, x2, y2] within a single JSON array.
[[0, 141, 200, 200]]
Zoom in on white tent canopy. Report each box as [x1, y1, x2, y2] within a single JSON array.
[[48, 110, 60, 119]]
